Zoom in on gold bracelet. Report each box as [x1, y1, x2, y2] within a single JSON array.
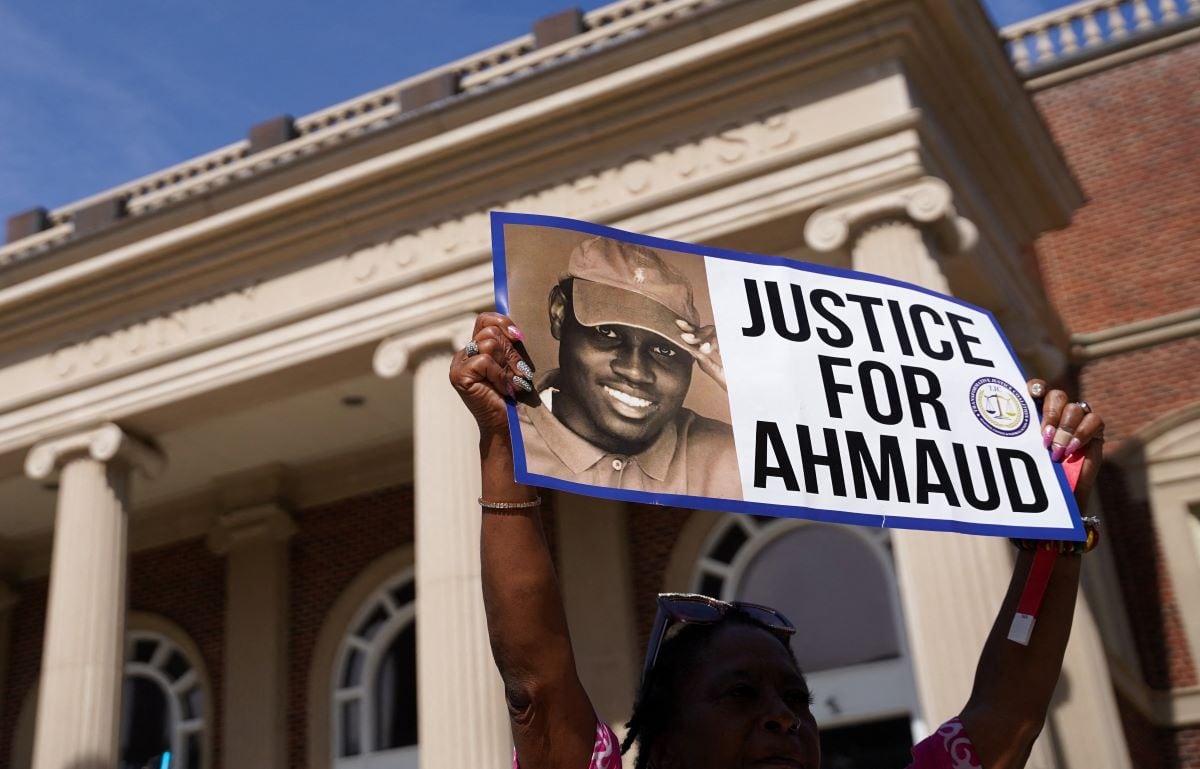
[[478, 496, 542, 509]]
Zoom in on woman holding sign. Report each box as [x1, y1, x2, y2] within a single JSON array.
[[452, 311, 1105, 769]]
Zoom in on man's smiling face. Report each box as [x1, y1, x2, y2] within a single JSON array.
[[550, 285, 693, 455]]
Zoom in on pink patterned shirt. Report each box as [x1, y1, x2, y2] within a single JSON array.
[[513, 717, 980, 769]]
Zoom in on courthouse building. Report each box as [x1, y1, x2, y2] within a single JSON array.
[[0, 0, 1197, 767]]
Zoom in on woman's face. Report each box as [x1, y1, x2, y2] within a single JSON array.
[[654, 623, 820, 769]]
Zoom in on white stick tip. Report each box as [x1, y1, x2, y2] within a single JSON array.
[[1007, 613, 1035, 645]]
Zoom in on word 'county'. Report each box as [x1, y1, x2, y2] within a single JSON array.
[[740, 279, 994, 365]]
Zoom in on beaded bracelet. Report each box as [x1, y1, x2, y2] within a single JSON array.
[[1011, 517, 1100, 555], [478, 496, 542, 509]]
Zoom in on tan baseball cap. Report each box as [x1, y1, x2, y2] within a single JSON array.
[[567, 236, 701, 355]]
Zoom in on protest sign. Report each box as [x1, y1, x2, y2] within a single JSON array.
[[492, 212, 1083, 540]]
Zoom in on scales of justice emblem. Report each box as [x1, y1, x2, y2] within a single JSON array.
[[969, 377, 1031, 437]]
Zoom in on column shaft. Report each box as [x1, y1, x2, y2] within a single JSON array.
[[413, 349, 510, 769], [220, 533, 291, 769], [851, 218, 1061, 767], [32, 458, 130, 769]]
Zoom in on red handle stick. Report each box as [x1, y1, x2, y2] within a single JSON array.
[[1007, 453, 1085, 646]]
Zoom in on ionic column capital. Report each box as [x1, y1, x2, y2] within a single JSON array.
[[24, 422, 164, 481], [373, 315, 478, 379], [206, 503, 296, 555], [804, 177, 978, 255]]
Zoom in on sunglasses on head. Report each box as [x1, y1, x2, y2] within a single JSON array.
[[640, 592, 796, 686]]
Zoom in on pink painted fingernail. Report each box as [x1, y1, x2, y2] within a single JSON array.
[[1050, 444, 1066, 463], [507, 325, 525, 341], [1042, 425, 1056, 449], [1065, 438, 1082, 457]]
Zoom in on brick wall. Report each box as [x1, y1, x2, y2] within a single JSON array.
[[287, 485, 415, 769], [1032, 43, 1200, 336], [0, 578, 46, 768], [129, 539, 227, 769]]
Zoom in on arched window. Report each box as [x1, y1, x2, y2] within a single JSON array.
[[332, 569, 418, 769], [120, 628, 207, 769], [692, 516, 922, 765]]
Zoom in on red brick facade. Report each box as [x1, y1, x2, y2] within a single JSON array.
[[1033, 43, 1200, 336], [1033, 40, 1200, 768], [0, 538, 226, 769], [288, 486, 415, 769]]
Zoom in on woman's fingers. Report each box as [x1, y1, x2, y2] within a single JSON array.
[[1039, 388, 1070, 450], [1038, 386, 1105, 461], [1064, 412, 1104, 458], [474, 312, 527, 343], [472, 318, 534, 386], [1028, 378, 1106, 502]]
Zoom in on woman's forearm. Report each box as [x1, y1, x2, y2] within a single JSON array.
[[478, 430, 592, 698], [478, 431, 595, 768], [960, 549, 1082, 768]]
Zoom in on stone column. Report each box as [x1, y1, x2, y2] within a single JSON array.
[[375, 319, 511, 769], [554, 493, 639, 733], [805, 178, 1064, 766], [207, 477, 296, 769], [24, 423, 162, 769]]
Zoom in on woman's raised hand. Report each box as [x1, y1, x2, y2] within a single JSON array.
[[1027, 378, 1105, 505], [449, 312, 535, 437]]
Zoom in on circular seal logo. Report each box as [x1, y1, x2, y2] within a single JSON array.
[[969, 377, 1030, 437]]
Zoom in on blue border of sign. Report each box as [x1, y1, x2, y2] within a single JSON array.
[[490, 211, 1085, 541]]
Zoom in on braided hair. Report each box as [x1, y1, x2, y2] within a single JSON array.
[[620, 610, 801, 769]]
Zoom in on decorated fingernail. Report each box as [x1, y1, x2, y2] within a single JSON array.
[[680, 332, 698, 344], [516, 360, 534, 379], [513, 375, 533, 392], [675, 318, 692, 329], [1030, 383, 1045, 397], [1065, 438, 1082, 457], [1050, 444, 1066, 463], [507, 325, 525, 341], [1042, 425, 1056, 449], [699, 342, 712, 354]]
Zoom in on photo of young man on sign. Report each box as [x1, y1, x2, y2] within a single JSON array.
[[501, 223, 742, 499]]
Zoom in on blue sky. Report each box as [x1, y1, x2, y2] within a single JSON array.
[[0, 0, 1067, 222]]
